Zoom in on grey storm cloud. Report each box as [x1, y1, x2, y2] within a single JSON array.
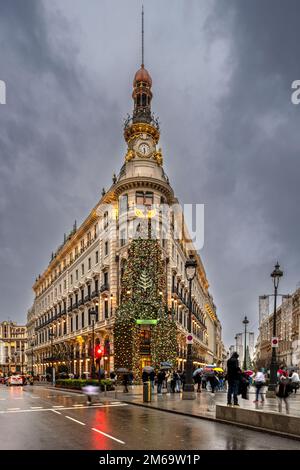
[[0, 0, 299, 347]]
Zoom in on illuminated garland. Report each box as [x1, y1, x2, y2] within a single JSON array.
[[114, 238, 177, 376]]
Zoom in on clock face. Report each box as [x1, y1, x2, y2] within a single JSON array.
[[138, 143, 150, 156]]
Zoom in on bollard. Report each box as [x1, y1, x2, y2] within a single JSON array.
[[104, 384, 107, 397], [143, 380, 152, 402]]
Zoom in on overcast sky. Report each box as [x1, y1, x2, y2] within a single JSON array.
[[0, 0, 299, 348]]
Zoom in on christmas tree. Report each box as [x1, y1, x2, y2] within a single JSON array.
[[114, 238, 177, 376]]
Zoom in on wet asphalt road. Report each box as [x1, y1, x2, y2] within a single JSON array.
[[0, 385, 299, 450]]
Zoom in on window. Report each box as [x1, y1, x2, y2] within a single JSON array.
[[87, 232, 91, 244], [75, 315, 78, 330], [95, 251, 99, 264], [59, 284, 62, 294], [76, 269, 78, 280], [64, 279, 66, 290], [104, 241, 109, 256], [88, 257, 91, 270], [119, 194, 128, 215], [104, 271, 108, 286], [104, 211, 109, 229], [81, 239, 84, 253], [75, 246, 78, 257], [94, 224, 97, 239], [70, 274, 73, 285], [70, 317, 73, 332], [81, 263, 84, 276], [63, 321, 67, 335], [81, 311, 85, 328], [104, 298, 109, 319], [136, 191, 153, 207], [120, 229, 126, 247]]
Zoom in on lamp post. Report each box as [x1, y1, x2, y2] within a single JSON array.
[[182, 256, 197, 400], [14, 352, 18, 373], [89, 306, 98, 379], [242, 316, 249, 370], [49, 330, 55, 386], [30, 341, 34, 376], [268, 262, 283, 392]]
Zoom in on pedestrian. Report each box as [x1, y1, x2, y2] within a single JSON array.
[[122, 372, 129, 393], [253, 368, 266, 404], [201, 374, 207, 390], [226, 352, 241, 406], [142, 370, 149, 383], [157, 370, 165, 395], [194, 372, 202, 393], [289, 370, 300, 394], [149, 370, 155, 392], [276, 371, 293, 414], [239, 371, 250, 400], [207, 370, 219, 394]]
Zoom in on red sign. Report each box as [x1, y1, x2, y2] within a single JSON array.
[[186, 334, 193, 344], [271, 337, 279, 347]]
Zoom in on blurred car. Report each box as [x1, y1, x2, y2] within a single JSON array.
[[6, 375, 23, 386], [0, 376, 7, 384]]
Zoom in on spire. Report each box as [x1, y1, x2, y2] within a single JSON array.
[[141, 5, 144, 67]]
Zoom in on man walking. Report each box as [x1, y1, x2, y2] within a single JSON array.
[[226, 352, 240, 406]]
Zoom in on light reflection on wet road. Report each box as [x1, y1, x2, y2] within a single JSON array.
[[0, 385, 299, 450]]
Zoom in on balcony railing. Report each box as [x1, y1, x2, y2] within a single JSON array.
[[100, 283, 110, 293]]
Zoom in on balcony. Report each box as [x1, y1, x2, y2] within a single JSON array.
[[84, 295, 91, 303], [67, 306, 72, 313], [78, 299, 84, 306], [91, 290, 99, 299], [100, 283, 110, 293]]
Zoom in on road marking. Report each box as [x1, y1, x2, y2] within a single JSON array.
[[91, 428, 125, 444], [30, 396, 40, 399], [72, 404, 84, 407], [0, 403, 128, 414], [13, 398, 24, 400], [65, 416, 85, 425], [51, 410, 61, 415], [0, 398, 6, 400]]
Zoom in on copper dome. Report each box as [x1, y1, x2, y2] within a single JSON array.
[[133, 65, 152, 87]]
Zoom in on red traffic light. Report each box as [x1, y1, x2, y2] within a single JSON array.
[[95, 346, 103, 358]]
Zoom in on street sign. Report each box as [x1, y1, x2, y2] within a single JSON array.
[[186, 334, 193, 344], [136, 319, 158, 325], [271, 337, 279, 347]]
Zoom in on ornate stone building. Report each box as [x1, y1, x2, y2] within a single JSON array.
[[28, 58, 223, 376], [0, 321, 27, 375], [255, 288, 300, 369]]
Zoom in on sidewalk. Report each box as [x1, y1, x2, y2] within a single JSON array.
[[106, 385, 300, 421]]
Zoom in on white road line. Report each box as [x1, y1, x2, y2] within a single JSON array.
[[91, 428, 125, 444], [51, 410, 61, 415], [65, 416, 85, 425], [0, 398, 6, 400], [13, 398, 24, 400], [0, 403, 128, 415], [72, 404, 84, 407], [30, 406, 43, 409], [30, 396, 40, 399]]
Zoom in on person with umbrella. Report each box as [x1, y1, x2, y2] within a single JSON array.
[[193, 368, 203, 393], [157, 369, 166, 395]]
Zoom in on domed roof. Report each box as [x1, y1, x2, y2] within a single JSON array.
[[133, 65, 152, 87]]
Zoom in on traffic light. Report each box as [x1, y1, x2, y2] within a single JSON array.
[[95, 345, 103, 359]]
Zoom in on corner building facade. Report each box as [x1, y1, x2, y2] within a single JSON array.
[[29, 62, 223, 376]]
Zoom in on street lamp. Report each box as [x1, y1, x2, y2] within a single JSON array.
[[242, 316, 249, 370], [182, 256, 197, 400], [30, 341, 35, 376], [49, 330, 55, 386], [89, 305, 98, 379], [268, 262, 283, 392]]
